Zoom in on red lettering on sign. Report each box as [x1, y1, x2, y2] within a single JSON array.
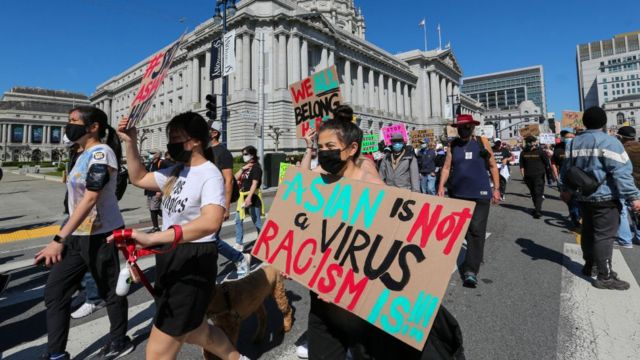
[[268, 229, 295, 275], [252, 219, 279, 259], [318, 263, 343, 294], [406, 204, 473, 255], [294, 238, 317, 275], [290, 78, 314, 103], [336, 268, 369, 311], [308, 247, 333, 288]]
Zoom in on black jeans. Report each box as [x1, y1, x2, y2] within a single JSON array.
[[524, 174, 545, 214], [499, 175, 507, 198], [44, 231, 128, 354], [579, 201, 621, 277], [454, 198, 491, 275]]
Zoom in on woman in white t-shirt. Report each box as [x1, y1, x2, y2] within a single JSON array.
[[114, 112, 246, 360], [35, 106, 131, 360]]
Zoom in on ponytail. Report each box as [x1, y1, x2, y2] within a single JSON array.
[[105, 125, 122, 169], [162, 163, 184, 197]]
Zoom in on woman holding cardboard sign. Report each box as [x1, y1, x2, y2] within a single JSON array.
[[113, 112, 247, 360], [437, 114, 501, 289]]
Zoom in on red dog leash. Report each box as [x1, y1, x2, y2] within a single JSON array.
[[112, 225, 183, 296]]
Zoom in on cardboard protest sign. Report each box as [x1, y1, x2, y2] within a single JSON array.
[[290, 66, 342, 138], [519, 124, 540, 138], [126, 33, 185, 129], [539, 133, 555, 145], [409, 129, 434, 148], [252, 169, 476, 349], [510, 151, 521, 165], [561, 111, 583, 129], [361, 133, 379, 154], [279, 162, 293, 184], [381, 124, 409, 145]]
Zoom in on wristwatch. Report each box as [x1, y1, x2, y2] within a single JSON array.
[[53, 235, 64, 243]]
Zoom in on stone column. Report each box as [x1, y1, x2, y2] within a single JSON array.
[[430, 72, 441, 117], [422, 70, 430, 119], [343, 59, 352, 103], [378, 73, 386, 112], [191, 57, 200, 104], [404, 83, 411, 117], [251, 36, 258, 91], [278, 34, 287, 89], [105, 99, 112, 121], [26, 125, 31, 144], [356, 64, 364, 106], [388, 77, 395, 115], [320, 47, 328, 69], [368, 69, 376, 109], [235, 36, 243, 91], [301, 39, 309, 78], [440, 77, 448, 120], [291, 35, 301, 83], [328, 50, 335, 66], [203, 51, 212, 103], [396, 81, 404, 116], [44, 126, 49, 143], [243, 34, 251, 90]]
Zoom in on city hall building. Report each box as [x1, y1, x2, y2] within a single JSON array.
[[91, 0, 483, 153], [0, 87, 90, 162]]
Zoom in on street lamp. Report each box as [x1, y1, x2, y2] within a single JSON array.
[[212, 0, 238, 146]]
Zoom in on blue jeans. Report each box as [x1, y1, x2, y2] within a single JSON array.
[[235, 206, 262, 245], [82, 272, 102, 305], [420, 174, 436, 195], [213, 232, 244, 263], [568, 198, 581, 225], [617, 200, 639, 245]]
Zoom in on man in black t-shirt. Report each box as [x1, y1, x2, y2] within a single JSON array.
[[520, 136, 552, 218], [492, 139, 512, 200], [209, 121, 249, 278]]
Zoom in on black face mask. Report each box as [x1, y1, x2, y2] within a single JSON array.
[[65, 123, 88, 142], [167, 142, 192, 163], [457, 127, 473, 139], [318, 149, 347, 175]]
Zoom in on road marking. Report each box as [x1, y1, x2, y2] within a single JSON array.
[[0, 225, 60, 244], [557, 243, 640, 359], [2, 299, 156, 359]]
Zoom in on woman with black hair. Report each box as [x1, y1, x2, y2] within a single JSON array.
[[113, 112, 245, 360], [234, 145, 263, 251], [35, 106, 131, 360]]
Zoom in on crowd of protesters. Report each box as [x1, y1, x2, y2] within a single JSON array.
[[31, 101, 640, 360]]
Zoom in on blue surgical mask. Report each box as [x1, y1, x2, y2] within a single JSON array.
[[392, 143, 405, 153], [563, 138, 572, 145]]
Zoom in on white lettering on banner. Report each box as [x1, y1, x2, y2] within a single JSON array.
[[570, 149, 630, 164], [223, 30, 236, 76]]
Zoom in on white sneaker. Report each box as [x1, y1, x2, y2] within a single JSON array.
[[235, 256, 249, 278], [71, 302, 103, 319], [239, 355, 251, 360], [296, 344, 308, 359], [234, 243, 244, 252]]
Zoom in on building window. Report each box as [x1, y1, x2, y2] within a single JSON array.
[[50, 127, 62, 143], [31, 126, 43, 144], [11, 125, 24, 143], [617, 112, 625, 125]]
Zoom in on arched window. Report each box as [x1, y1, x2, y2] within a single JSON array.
[[617, 112, 625, 125]]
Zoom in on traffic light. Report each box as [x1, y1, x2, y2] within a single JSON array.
[[205, 94, 217, 120]]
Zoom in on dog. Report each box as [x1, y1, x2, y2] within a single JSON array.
[[203, 265, 293, 360]]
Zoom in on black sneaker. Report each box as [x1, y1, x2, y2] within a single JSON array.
[[94, 336, 135, 360], [533, 212, 542, 219], [581, 263, 597, 277], [592, 274, 630, 290], [462, 273, 478, 288], [40, 353, 70, 360]]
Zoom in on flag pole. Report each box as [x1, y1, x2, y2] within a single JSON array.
[[438, 24, 442, 50], [423, 19, 428, 51]]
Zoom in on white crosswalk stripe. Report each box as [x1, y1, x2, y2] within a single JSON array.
[[557, 243, 640, 359]]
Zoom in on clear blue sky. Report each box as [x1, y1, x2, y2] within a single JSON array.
[[1, 0, 639, 116]]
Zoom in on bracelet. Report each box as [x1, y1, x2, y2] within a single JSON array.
[[168, 225, 183, 247]]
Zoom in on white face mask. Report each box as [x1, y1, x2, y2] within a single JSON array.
[[243, 155, 252, 163]]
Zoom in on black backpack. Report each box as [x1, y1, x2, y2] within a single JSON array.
[[564, 141, 605, 196]]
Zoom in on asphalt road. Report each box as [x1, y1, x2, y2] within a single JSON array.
[[1, 169, 640, 359]]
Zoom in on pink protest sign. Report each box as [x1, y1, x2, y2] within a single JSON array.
[[381, 124, 409, 145]]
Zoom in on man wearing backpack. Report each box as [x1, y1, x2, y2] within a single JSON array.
[[209, 121, 249, 278], [560, 107, 640, 290], [379, 133, 420, 192]]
